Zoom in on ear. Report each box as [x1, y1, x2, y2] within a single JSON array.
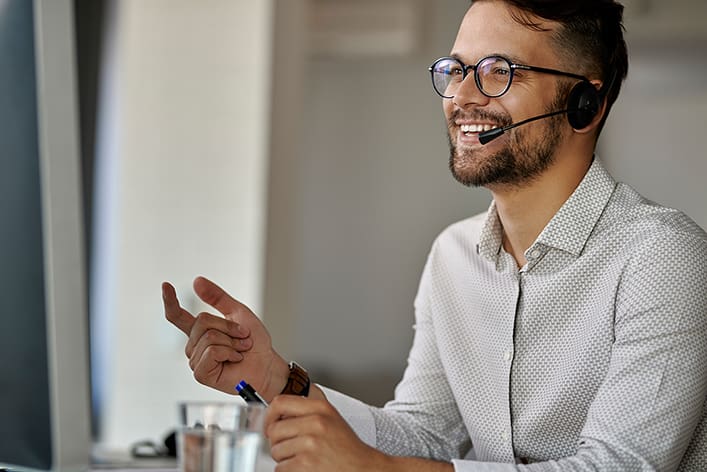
[[573, 79, 608, 135]]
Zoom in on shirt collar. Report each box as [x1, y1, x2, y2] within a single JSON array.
[[477, 157, 617, 262], [478, 200, 503, 262], [535, 157, 616, 256]]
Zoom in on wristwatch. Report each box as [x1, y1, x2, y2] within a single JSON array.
[[280, 361, 310, 397]]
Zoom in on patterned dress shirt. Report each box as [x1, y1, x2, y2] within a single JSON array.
[[322, 158, 707, 471]]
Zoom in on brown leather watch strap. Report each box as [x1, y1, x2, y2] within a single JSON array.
[[281, 361, 310, 397]]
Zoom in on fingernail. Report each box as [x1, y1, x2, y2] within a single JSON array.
[[231, 352, 244, 362]]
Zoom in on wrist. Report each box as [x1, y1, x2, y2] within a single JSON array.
[[262, 353, 290, 402], [307, 383, 326, 400], [263, 356, 315, 402], [370, 450, 401, 472]]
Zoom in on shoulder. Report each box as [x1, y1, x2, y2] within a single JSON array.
[[601, 183, 707, 254], [432, 212, 487, 253], [604, 185, 707, 297], [414, 211, 489, 308], [417, 211, 491, 283], [417, 211, 488, 276]]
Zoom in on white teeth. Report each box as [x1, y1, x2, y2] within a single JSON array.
[[460, 123, 496, 134]]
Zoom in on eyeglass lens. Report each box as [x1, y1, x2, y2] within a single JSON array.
[[431, 57, 512, 98]]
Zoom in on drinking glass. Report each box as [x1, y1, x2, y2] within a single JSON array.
[[178, 402, 266, 472]]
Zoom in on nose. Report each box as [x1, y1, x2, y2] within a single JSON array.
[[452, 74, 491, 110]]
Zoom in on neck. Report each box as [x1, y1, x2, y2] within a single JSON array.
[[488, 150, 593, 267]]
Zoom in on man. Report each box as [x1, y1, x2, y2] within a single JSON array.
[[163, 0, 707, 470]]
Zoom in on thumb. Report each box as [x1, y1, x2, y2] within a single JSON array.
[[193, 276, 255, 323]]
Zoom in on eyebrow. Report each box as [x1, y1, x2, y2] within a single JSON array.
[[449, 52, 529, 65], [449, 52, 464, 61]]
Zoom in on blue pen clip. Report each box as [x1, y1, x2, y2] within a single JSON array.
[[236, 380, 269, 406]]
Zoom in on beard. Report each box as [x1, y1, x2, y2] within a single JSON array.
[[447, 89, 568, 188]]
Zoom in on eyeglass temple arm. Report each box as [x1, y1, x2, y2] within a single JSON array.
[[514, 64, 589, 82]]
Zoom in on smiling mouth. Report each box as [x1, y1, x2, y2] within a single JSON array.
[[459, 123, 498, 136]]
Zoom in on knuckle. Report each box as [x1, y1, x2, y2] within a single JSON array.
[[298, 454, 316, 468], [202, 345, 224, 363], [304, 436, 317, 450], [202, 345, 215, 358], [312, 419, 326, 435], [203, 329, 219, 342], [270, 395, 283, 408], [225, 319, 237, 332], [195, 312, 211, 324], [193, 369, 207, 384], [269, 443, 282, 461], [302, 435, 318, 450]]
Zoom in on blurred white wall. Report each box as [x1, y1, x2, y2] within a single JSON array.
[[600, 48, 707, 229], [600, 0, 707, 229], [263, 0, 486, 406], [91, 0, 274, 450]]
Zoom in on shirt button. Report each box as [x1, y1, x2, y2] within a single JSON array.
[[529, 249, 541, 259], [504, 350, 513, 361], [501, 431, 509, 442]]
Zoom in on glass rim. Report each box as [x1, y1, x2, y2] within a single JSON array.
[[178, 400, 266, 408]]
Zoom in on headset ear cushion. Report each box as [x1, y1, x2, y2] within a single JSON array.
[[567, 81, 600, 129]]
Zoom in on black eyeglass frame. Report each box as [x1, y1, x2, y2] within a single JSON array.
[[428, 55, 590, 99]]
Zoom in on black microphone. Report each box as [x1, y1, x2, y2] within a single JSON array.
[[478, 109, 575, 145]]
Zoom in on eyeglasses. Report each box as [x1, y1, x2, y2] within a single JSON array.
[[428, 55, 589, 99]]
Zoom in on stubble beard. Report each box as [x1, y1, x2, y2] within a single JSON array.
[[447, 92, 567, 188]]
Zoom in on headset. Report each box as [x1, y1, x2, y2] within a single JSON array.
[[478, 69, 618, 145]]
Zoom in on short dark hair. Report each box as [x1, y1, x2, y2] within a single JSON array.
[[475, 0, 629, 133]]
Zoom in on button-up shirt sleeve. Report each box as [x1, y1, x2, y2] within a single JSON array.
[[324, 238, 474, 460]]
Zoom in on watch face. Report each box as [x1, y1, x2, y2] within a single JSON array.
[[284, 362, 310, 396]]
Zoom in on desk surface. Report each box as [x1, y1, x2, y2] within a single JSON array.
[[90, 453, 276, 472]]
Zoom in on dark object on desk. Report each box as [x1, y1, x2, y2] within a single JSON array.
[[164, 431, 177, 457], [130, 430, 177, 458]]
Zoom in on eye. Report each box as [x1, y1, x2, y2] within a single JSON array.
[[440, 64, 462, 76]]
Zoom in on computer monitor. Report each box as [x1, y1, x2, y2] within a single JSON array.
[[0, 0, 92, 470]]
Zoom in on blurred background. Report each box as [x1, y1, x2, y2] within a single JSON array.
[[68, 0, 707, 454]]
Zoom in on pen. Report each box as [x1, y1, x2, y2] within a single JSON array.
[[236, 380, 269, 406]]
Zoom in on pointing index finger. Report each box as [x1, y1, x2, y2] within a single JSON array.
[[162, 281, 195, 335]]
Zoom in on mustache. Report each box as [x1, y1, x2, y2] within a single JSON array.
[[448, 109, 513, 128]]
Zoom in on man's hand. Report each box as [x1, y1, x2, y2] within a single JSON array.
[[162, 276, 289, 401], [265, 393, 455, 472], [265, 395, 392, 472]]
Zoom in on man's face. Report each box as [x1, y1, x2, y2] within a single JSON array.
[[444, 1, 571, 188]]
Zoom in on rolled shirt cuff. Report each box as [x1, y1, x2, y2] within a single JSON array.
[[319, 385, 377, 448]]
